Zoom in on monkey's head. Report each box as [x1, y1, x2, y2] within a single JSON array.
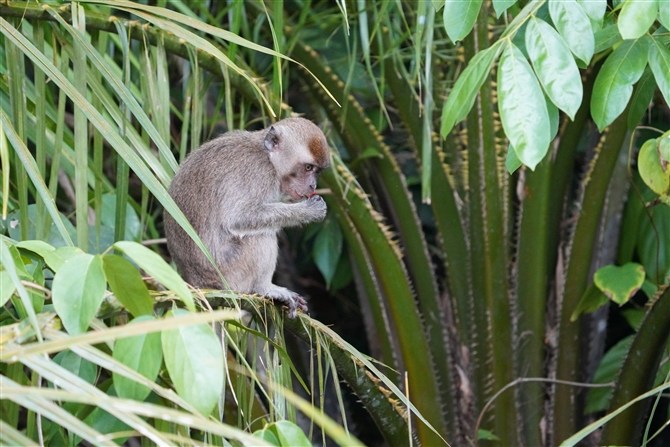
[[264, 118, 331, 202]]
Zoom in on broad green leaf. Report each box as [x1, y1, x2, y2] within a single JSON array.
[[114, 241, 194, 312], [586, 335, 634, 413], [648, 37, 670, 107], [443, 0, 482, 43], [103, 254, 154, 317], [113, 316, 163, 402], [269, 420, 312, 447], [441, 43, 502, 136], [659, 136, 670, 168], [594, 24, 622, 54], [594, 263, 645, 305], [253, 428, 281, 446], [506, 145, 523, 174], [577, 0, 606, 29], [497, 43, 551, 170], [660, 0, 670, 30], [618, 0, 658, 40], [493, 0, 516, 18], [526, 17, 583, 119], [0, 270, 15, 307], [627, 68, 656, 131], [313, 217, 343, 288], [44, 246, 85, 273], [53, 350, 98, 385], [591, 37, 649, 131], [51, 253, 106, 335], [638, 204, 670, 282], [549, 0, 595, 64], [16, 240, 55, 260], [638, 138, 670, 195], [162, 308, 224, 416], [570, 282, 609, 321]]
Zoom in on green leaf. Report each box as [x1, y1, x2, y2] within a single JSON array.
[[627, 68, 656, 131], [44, 246, 85, 273], [549, 0, 595, 65], [51, 253, 106, 335], [493, 0, 516, 18], [53, 350, 97, 384], [253, 428, 281, 446], [586, 335, 634, 413], [660, 0, 670, 30], [162, 308, 224, 416], [618, 0, 658, 40], [442, 0, 482, 43], [638, 138, 670, 195], [477, 429, 501, 441], [525, 17, 583, 119], [0, 270, 16, 307], [114, 241, 195, 312], [313, 217, 343, 288], [594, 24, 622, 54], [648, 36, 670, 107], [102, 254, 154, 317], [16, 240, 55, 260], [594, 263, 645, 305], [591, 37, 649, 131], [113, 316, 163, 402], [638, 204, 670, 282], [506, 145, 523, 174], [577, 0, 607, 29], [497, 42, 551, 170], [269, 420, 312, 447], [659, 136, 670, 170], [571, 282, 609, 322], [441, 43, 502, 137]]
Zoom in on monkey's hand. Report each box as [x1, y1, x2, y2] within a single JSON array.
[[301, 195, 327, 222], [261, 285, 308, 318]]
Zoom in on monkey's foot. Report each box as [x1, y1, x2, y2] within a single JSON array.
[[262, 286, 308, 318]]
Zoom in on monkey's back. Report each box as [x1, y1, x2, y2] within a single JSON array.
[[164, 129, 282, 289]]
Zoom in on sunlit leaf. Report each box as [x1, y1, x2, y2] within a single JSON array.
[[493, 0, 516, 18], [269, 420, 312, 447], [618, 0, 658, 40], [525, 17, 582, 119], [549, 0, 594, 65], [51, 253, 106, 335], [577, 0, 606, 29], [102, 254, 154, 317], [638, 138, 670, 195], [506, 145, 523, 175], [648, 36, 670, 107], [442, 0, 482, 43], [441, 43, 502, 136], [660, 0, 670, 30], [162, 309, 224, 416], [594, 263, 645, 305], [0, 270, 16, 307], [53, 350, 97, 384], [497, 43, 550, 170], [114, 241, 195, 312], [113, 316, 163, 402], [591, 37, 649, 131]]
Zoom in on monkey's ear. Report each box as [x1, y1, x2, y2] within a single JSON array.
[[264, 126, 280, 152]]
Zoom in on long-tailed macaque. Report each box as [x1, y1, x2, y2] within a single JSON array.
[[164, 118, 331, 317]]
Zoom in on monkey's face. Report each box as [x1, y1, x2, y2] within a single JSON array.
[[281, 163, 324, 201], [264, 118, 331, 201]]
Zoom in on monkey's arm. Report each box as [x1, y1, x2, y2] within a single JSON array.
[[227, 195, 326, 236]]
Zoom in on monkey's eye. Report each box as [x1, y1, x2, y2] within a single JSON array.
[[305, 164, 314, 172]]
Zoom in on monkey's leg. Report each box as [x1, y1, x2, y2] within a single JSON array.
[[259, 285, 308, 318]]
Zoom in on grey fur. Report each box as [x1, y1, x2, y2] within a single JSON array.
[[164, 118, 330, 317]]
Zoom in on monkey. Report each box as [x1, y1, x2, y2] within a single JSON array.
[[164, 117, 331, 317]]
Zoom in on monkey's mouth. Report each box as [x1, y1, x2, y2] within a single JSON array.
[[286, 190, 306, 201]]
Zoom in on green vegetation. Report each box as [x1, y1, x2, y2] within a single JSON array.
[[1, 1, 669, 446]]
